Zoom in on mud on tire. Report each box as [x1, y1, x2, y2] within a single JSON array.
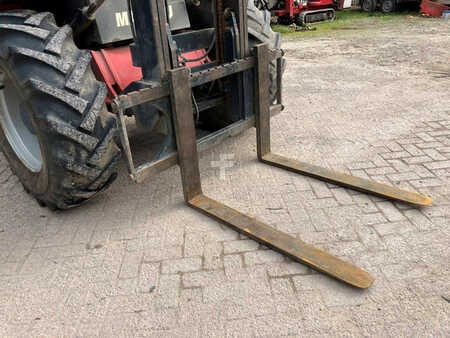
[[0, 11, 120, 210]]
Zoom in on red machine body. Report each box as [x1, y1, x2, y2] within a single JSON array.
[[91, 47, 142, 102], [272, 0, 305, 17], [91, 47, 208, 102], [270, 0, 352, 24], [272, 0, 335, 17], [420, 0, 450, 17], [0, 1, 22, 10]]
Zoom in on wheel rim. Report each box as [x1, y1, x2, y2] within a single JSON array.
[[362, 0, 373, 11], [382, 0, 394, 12], [0, 75, 43, 172]]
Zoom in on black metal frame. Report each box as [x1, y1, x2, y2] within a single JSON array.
[[112, 0, 265, 182], [113, 51, 283, 182], [111, 0, 431, 288]]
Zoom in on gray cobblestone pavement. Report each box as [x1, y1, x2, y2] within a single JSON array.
[[0, 17, 449, 337]]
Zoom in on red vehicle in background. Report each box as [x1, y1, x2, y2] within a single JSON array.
[[255, 0, 353, 25]]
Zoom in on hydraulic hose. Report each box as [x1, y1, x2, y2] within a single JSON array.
[[179, 34, 217, 64]]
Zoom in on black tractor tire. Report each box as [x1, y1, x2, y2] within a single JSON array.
[[381, 0, 396, 13], [247, 0, 285, 103], [361, 0, 376, 12], [0, 11, 121, 210]]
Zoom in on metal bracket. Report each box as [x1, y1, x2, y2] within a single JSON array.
[[115, 106, 136, 180]]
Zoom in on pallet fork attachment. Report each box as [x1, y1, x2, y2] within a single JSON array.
[[168, 44, 432, 288], [114, 44, 431, 289], [253, 46, 432, 208]]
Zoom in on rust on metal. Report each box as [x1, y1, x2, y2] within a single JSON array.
[[112, 57, 256, 111], [261, 153, 432, 206], [169, 61, 374, 289], [169, 67, 203, 202], [189, 194, 374, 289], [255, 40, 271, 160], [253, 44, 431, 207]]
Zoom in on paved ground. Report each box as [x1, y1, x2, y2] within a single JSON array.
[[1, 16, 449, 337]]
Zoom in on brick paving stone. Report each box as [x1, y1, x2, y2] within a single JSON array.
[[224, 256, 248, 281], [155, 274, 181, 308], [365, 166, 397, 176], [404, 209, 435, 231], [422, 148, 447, 161], [373, 221, 416, 236], [359, 212, 388, 226], [266, 261, 310, 277], [416, 132, 436, 142], [376, 202, 406, 222], [307, 197, 339, 209], [183, 233, 205, 257], [223, 240, 259, 254], [396, 138, 422, 145], [183, 270, 226, 288], [349, 169, 371, 180], [385, 141, 403, 152], [357, 226, 385, 251], [292, 177, 312, 191], [138, 262, 159, 294], [402, 144, 424, 156], [307, 208, 334, 231], [270, 278, 295, 295], [352, 194, 379, 213], [383, 235, 412, 261], [143, 245, 182, 262], [410, 178, 442, 188], [226, 319, 255, 337], [381, 151, 411, 160], [346, 161, 376, 170], [429, 130, 450, 137], [6, 239, 35, 263], [161, 257, 202, 274], [203, 242, 223, 270], [244, 250, 284, 266], [409, 164, 435, 178], [387, 172, 420, 182], [331, 188, 354, 205], [372, 146, 389, 154], [300, 230, 339, 245], [323, 240, 367, 257], [310, 181, 333, 199], [424, 160, 450, 170], [403, 156, 433, 164], [416, 141, 443, 149], [381, 262, 432, 281], [203, 279, 271, 304], [119, 251, 142, 279], [372, 156, 391, 167]]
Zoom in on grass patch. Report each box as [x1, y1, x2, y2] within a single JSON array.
[[272, 9, 418, 37]]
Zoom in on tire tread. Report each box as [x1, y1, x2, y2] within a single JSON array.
[[0, 11, 120, 209], [247, 0, 284, 102]]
